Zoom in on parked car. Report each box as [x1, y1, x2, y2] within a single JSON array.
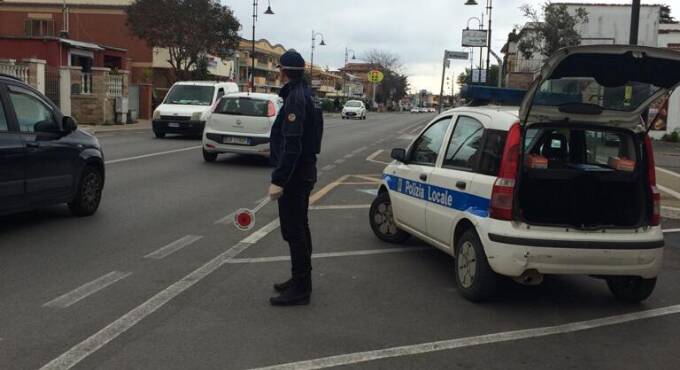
[[369, 45, 680, 303], [0, 74, 105, 217], [202, 93, 282, 161], [152, 81, 238, 138], [410, 107, 421, 113], [342, 100, 367, 120], [419, 107, 429, 113]]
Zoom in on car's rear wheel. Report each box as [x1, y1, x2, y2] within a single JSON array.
[[369, 191, 410, 243], [606, 276, 656, 302], [454, 229, 498, 302], [203, 149, 218, 162], [154, 130, 165, 139], [68, 166, 103, 217]]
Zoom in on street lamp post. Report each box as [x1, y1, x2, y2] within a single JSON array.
[[343, 47, 355, 99], [310, 30, 326, 80], [630, 0, 641, 45], [250, 0, 274, 93], [465, 0, 493, 85]]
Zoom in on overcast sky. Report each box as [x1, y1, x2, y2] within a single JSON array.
[[225, 0, 668, 93]]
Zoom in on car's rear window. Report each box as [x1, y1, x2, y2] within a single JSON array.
[[215, 97, 270, 117], [525, 127, 638, 170]]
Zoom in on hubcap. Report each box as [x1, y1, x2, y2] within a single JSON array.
[[457, 241, 477, 288], [81, 172, 101, 210], [373, 201, 398, 236]]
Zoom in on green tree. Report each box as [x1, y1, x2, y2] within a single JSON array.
[[518, 2, 588, 59], [456, 65, 500, 88], [661, 5, 678, 24], [127, 0, 241, 80], [362, 49, 409, 104]]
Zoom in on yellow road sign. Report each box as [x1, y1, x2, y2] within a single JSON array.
[[367, 70, 384, 83]]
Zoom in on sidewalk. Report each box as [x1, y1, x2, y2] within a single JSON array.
[[79, 119, 152, 134]]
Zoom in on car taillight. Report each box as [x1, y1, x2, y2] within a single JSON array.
[[644, 135, 660, 226], [490, 122, 521, 220], [267, 101, 276, 117]]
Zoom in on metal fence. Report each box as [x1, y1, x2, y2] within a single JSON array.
[[45, 66, 60, 107], [0, 63, 30, 83], [107, 73, 124, 97]]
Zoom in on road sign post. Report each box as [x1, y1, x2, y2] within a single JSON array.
[[439, 50, 469, 113], [367, 70, 384, 109]]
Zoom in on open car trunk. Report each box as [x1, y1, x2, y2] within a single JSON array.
[[517, 124, 650, 229]]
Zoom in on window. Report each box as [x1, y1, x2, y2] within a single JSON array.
[[478, 130, 507, 176], [408, 117, 451, 165], [215, 97, 270, 117], [24, 19, 54, 37], [443, 116, 483, 170], [163, 85, 215, 106], [9, 89, 56, 133], [0, 97, 8, 131]]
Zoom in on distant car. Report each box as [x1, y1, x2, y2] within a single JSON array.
[[342, 100, 367, 120], [419, 107, 429, 113], [427, 107, 436, 113], [410, 107, 420, 113], [0, 74, 105, 217], [202, 93, 282, 161], [152, 81, 239, 138]]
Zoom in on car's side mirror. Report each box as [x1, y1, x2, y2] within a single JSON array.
[[62, 116, 78, 133], [391, 148, 406, 162]]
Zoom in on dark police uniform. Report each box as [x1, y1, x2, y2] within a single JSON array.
[[269, 51, 322, 306]]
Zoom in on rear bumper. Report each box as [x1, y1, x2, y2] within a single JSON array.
[[153, 120, 205, 135], [479, 219, 665, 279], [203, 130, 270, 156]]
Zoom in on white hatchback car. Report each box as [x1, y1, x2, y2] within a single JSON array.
[[369, 45, 680, 303], [202, 93, 282, 161], [342, 100, 367, 120]]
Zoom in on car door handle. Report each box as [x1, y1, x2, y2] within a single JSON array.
[[419, 173, 427, 181], [456, 181, 466, 190]]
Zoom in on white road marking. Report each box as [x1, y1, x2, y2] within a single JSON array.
[[335, 158, 346, 164], [366, 150, 390, 165], [39, 218, 281, 370], [352, 146, 368, 154], [144, 235, 203, 259], [659, 184, 680, 200], [657, 166, 680, 179], [43, 271, 132, 309], [105, 146, 201, 164], [214, 212, 236, 225], [343, 154, 354, 159], [310, 204, 371, 210], [358, 189, 379, 196], [664, 228, 680, 234], [246, 304, 680, 370], [228, 247, 429, 264], [321, 164, 336, 171]]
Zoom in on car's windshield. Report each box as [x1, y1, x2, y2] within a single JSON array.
[[345, 101, 362, 108], [164, 85, 215, 106], [215, 97, 270, 117], [534, 78, 662, 112]]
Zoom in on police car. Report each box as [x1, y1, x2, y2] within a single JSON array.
[[369, 45, 680, 303]]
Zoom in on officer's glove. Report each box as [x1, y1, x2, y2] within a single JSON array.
[[269, 183, 284, 200]]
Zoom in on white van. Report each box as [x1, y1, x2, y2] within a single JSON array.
[[152, 81, 238, 138], [370, 45, 680, 303]]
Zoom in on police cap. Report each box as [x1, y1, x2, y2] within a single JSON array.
[[279, 49, 306, 70]]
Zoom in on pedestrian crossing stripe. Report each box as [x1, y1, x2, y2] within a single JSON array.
[[383, 174, 490, 218]]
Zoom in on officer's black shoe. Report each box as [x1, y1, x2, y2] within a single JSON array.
[[273, 278, 292, 293], [270, 276, 311, 306]]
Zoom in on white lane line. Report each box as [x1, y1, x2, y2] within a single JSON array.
[[659, 184, 680, 200], [228, 247, 429, 264], [43, 271, 132, 309], [105, 146, 201, 164], [366, 150, 390, 165], [246, 304, 680, 370], [321, 164, 336, 171], [664, 228, 680, 234], [310, 204, 371, 210], [335, 158, 346, 164], [39, 218, 281, 370], [343, 154, 354, 159], [214, 212, 236, 225], [657, 166, 680, 179], [352, 146, 369, 154], [144, 235, 203, 259]]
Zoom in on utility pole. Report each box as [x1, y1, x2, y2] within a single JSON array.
[[630, 0, 641, 45], [485, 0, 492, 83]]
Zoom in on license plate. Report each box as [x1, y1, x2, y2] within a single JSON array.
[[168, 122, 181, 128], [223, 136, 250, 145]]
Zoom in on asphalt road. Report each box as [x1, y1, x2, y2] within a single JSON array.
[[0, 112, 679, 370]]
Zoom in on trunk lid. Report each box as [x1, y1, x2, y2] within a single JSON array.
[[519, 45, 680, 131], [209, 96, 275, 135]]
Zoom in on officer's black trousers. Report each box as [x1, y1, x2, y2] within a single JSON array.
[[278, 178, 315, 279]]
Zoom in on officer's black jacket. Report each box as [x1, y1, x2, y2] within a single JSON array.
[[270, 79, 317, 187]]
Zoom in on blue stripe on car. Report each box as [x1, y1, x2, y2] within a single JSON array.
[[384, 174, 490, 218]]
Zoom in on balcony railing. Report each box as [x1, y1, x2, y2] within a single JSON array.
[[0, 62, 30, 83], [509, 59, 544, 73]]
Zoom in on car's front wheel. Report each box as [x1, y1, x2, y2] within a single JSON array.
[[68, 165, 104, 217], [454, 229, 498, 302], [369, 191, 410, 243], [203, 149, 218, 162], [606, 276, 656, 302]]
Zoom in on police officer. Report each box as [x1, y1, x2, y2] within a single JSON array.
[[268, 50, 320, 306]]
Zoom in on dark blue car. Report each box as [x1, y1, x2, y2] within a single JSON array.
[[0, 74, 105, 217]]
